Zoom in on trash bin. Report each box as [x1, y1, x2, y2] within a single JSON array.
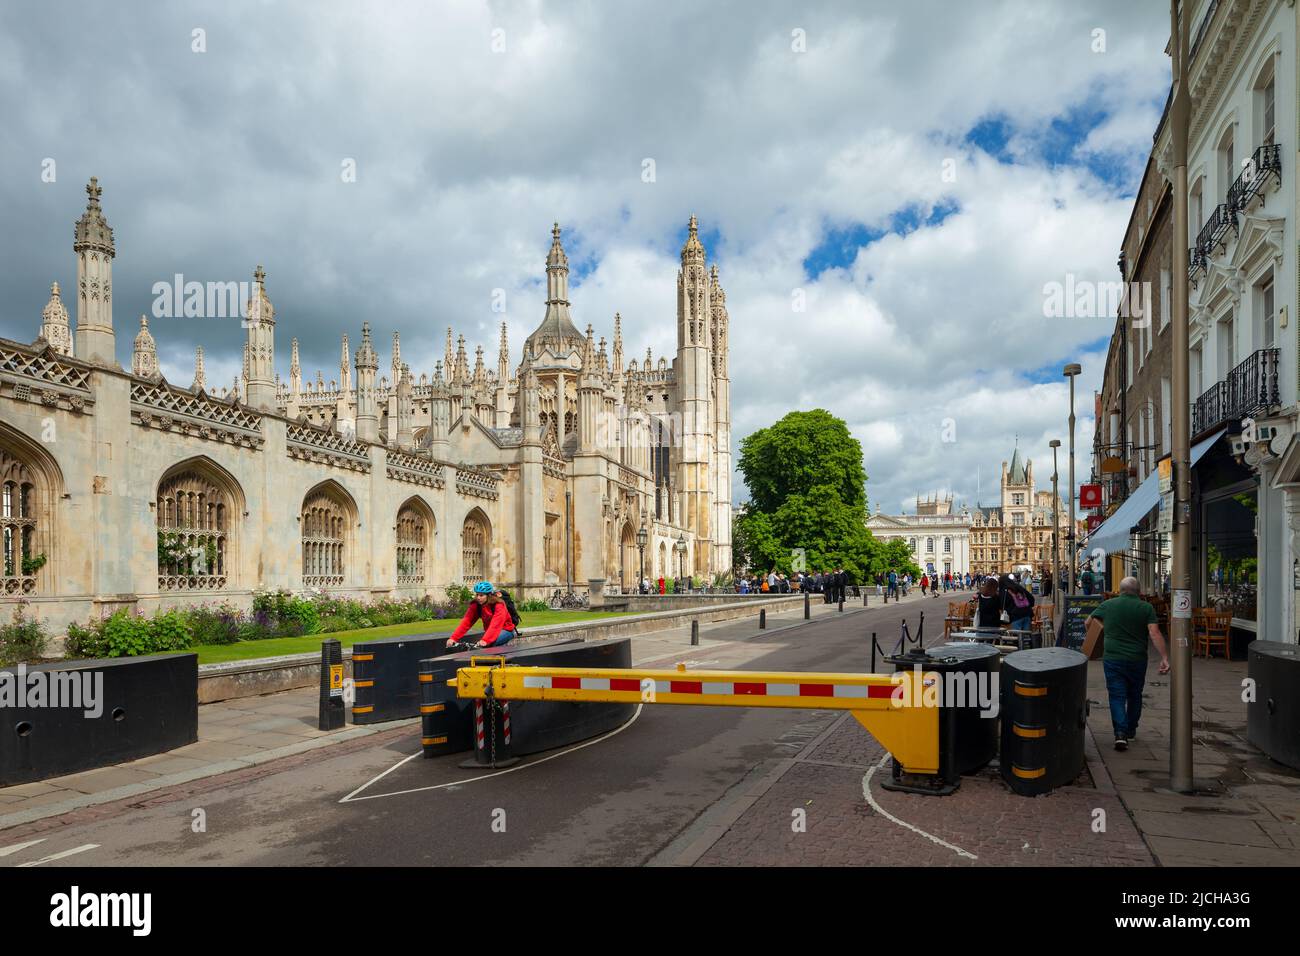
[[1247, 641, 1300, 770], [999, 646, 1088, 796]]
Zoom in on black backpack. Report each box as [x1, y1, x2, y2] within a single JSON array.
[[498, 590, 522, 630]]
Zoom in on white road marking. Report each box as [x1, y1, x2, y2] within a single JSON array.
[[339, 705, 643, 803], [16, 843, 100, 867], [0, 838, 46, 858], [861, 755, 977, 860]]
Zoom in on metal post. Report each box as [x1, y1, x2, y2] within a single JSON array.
[[318, 639, 345, 731], [760, 608, 767, 629], [690, 618, 699, 645], [1169, 0, 1193, 793], [838, 597, 844, 613], [1065, 364, 1081, 595], [804, 591, 810, 619], [1051, 439, 1062, 622]]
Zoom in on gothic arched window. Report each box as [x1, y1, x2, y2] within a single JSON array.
[[396, 501, 432, 585], [1, 451, 40, 594], [156, 464, 238, 591], [462, 510, 490, 583], [302, 488, 350, 588]]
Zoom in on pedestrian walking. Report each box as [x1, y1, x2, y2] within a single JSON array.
[[1087, 577, 1170, 751]]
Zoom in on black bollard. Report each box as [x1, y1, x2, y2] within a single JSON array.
[[838, 598, 844, 613], [691, 619, 700, 645], [804, 592, 810, 620], [319, 639, 345, 731], [760, 608, 767, 629]]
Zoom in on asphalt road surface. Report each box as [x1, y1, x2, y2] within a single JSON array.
[[0, 599, 942, 866]]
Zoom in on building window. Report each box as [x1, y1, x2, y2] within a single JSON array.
[[1013, 513, 1024, 525], [302, 488, 348, 588], [1, 452, 39, 595], [943, 536, 951, 553], [1259, 278, 1276, 350], [157, 468, 231, 591], [396, 503, 430, 585], [1013, 493, 1024, 506], [926, 537, 934, 554], [462, 510, 490, 583], [1261, 71, 1276, 146], [545, 514, 561, 575]]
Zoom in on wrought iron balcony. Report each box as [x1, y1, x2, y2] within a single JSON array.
[[1195, 201, 1236, 263], [1192, 347, 1281, 437], [1187, 245, 1206, 286], [1228, 143, 1283, 214]]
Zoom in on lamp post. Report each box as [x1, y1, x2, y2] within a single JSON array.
[[675, 534, 687, 591], [1064, 363, 1082, 594], [636, 524, 648, 594], [1050, 439, 1062, 619], [1169, 0, 1194, 793]]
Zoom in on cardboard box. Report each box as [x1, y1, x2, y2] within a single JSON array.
[[1081, 616, 1104, 660]]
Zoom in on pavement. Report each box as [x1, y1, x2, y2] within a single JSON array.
[[1084, 651, 1300, 866]]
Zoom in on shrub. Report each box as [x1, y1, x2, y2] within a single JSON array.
[[518, 598, 550, 613], [65, 620, 104, 659], [185, 604, 242, 645], [444, 582, 473, 608], [99, 610, 155, 658], [149, 609, 193, 652], [0, 604, 49, 665]]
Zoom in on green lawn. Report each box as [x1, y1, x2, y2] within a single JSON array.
[[192, 609, 633, 664]]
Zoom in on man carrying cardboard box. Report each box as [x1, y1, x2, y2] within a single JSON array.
[[1086, 576, 1171, 752]]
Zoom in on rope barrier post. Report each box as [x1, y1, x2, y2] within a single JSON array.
[[318, 639, 345, 731]]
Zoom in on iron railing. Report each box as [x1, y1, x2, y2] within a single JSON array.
[[1192, 348, 1281, 436], [1195, 201, 1236, 262], [1228, 143, 1282, 214]]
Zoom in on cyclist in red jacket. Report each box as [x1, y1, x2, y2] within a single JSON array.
[[447, 581, 517, 649]]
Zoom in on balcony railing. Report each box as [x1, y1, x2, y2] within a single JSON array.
[[1227, 143, 1282, 214], [1195, 201, 1236, 262], [1187, 245, 1206, 285], [1192, 348, 1281, 437]]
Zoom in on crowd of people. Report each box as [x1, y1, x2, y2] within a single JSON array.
[[737, 569, 852, 600]]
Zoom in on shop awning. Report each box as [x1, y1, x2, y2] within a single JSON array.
[[1085, 428, 1226, 558]]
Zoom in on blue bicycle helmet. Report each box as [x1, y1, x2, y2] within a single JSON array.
[[472, 580, 495, 594]]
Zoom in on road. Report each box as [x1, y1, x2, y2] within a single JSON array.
[[0, 594, 1151, 867]]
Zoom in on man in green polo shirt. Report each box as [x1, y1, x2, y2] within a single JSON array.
[[1087, 576, 1170, 751]]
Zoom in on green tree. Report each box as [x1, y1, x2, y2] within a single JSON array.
[[735, 410, 919, 583]]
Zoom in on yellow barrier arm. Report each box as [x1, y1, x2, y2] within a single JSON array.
[[454, 663, 940, 775]]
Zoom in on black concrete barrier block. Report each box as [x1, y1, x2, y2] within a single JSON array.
[[0, 653, 198, 786], [421, 637, 633, 758], [1247, 641, 1300, 770], [352, 632, 471, 724], [999, 646, 1088, 796]]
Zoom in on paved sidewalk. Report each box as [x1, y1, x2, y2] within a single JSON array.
[[0, 596, 870, 831], [1085, 652, 1300, 865]]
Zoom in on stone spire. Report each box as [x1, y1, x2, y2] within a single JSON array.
[[391, 331, 402, 384], [711, 264, 729, 377], [681, 214, 705, 265], [132, 316, 158, 378], [454, 335, 469, 384], [192, 345, 206, 391], [289, 337, 302, 396], [472, 345, 487, 386], [231, 374, 242, 403], [497, 322, 509, 381], [581, 323, 595, 370], [39, 282, 73, 356], [524, 223, 584, 356], [354, 322, 379, 442], [73, 177, 117, 364], [445, 327, 454, 382], [645, 346, 653, 375], [242, 265, 276, 410], [396, 362, 414, 450], [612, 312, 623, 374], [597, 336, 609, 377], [339, 333, 352, 392]]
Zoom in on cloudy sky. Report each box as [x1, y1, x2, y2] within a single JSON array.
[[0, 0, 1172, 513]]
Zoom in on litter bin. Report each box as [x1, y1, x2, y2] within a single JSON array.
[[999, 646, 1088, 796], [1247, 641, 1300, 770]]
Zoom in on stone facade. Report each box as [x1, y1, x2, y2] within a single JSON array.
[[0, 183, 732, 632], [866, 494, 972, 577], [968, 448, 1075, 576]]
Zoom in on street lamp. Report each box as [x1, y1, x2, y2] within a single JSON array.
[[1050, 439, 1061, 618], [675, 534, 687, 591], [1064, 363, 1082, 594], [636, 524, 648, 594]]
